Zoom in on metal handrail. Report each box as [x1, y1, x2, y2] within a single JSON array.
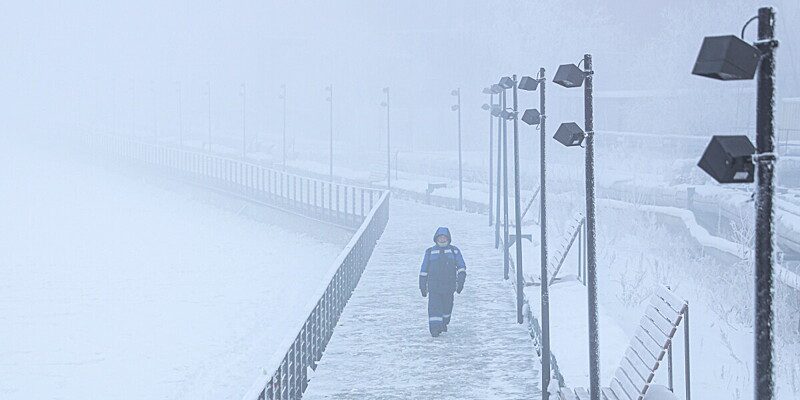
[[86, 133, 391, 400]]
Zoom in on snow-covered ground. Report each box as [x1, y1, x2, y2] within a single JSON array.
[[0, 143, 344, 399], [520, 197, 800, 399]]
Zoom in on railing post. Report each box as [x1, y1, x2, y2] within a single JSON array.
[[336, 185, 341, 222], [684, 306, 691, 400]]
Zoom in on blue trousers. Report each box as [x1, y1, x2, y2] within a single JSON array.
[[427, 291, 455, 335]]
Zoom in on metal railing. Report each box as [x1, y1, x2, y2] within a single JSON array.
[[88, 134, 385, 230], [87, 134, 390, 400]]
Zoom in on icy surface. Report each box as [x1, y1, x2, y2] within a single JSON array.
[[0, 147, 343, 400], [303, 199, 541, 399]]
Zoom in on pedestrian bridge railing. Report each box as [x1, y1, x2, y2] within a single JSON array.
[[86, 133, 390, 400]]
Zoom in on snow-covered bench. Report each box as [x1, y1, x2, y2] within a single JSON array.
[[559, 286, 690, 400]]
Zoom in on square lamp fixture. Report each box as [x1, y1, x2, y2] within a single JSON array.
[[692, 35, 761, 81], [553, 64, 585, 88], [518, 76, 539, 91], [553, 122, 585, 147], [499, 110, 515, 120], [697, 135, 756, 183], [498, 76, 514, 89], [521, 109, 541, 125]]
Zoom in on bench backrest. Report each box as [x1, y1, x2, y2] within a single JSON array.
[[609, 286, 687, 400]]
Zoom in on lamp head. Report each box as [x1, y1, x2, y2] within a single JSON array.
[[692, 35, 760, 80], [553, 122, 585, 146], [553, 64, 585, 88], [498, 76, 514, 89], [521, 109, 541, 126], [518, 76, 540, 91], [698, 135, 756, 183]]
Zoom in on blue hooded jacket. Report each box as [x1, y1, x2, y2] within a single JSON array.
[[419, 227, 467, 294]]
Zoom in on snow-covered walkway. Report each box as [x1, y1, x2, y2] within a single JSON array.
[[303, 200, 541, 399]]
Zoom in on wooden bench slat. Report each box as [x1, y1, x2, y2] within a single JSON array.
[[574, 387, 591, 400], [647, 300, 680, 324], [619, 361, 648, 388], [602, 386, 621, 400], [654, 287, 686, 314], [631, 332, 661, 367], [615, 369, 644, 399], [645, 306, 678, 334], [634, 327, 667, 360], [559, 389, 579, 400], [641, 315, 674, 345], [660, 287, 688, 311], [610, 378, 635, 400], [639, 321, 671, 353], [623, 351, 653, 383]]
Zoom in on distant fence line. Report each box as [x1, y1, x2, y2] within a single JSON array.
[[87, 134, 390, 400]]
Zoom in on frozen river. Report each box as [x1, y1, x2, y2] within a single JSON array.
[[0, 143, 343, 399]]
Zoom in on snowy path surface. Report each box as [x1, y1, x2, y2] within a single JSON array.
[[303, 200, 541, 399]]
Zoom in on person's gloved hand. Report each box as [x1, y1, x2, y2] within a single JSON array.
[[456, 281, 464, 294], [421, 287, 428, 297]]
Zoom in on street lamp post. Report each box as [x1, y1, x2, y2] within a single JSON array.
[[206, 81, 212, 153], [693, 8, 778, 399], [241, 83, 247, 159], [279, 84, 287, 168], [519, 68, 549, 400], [494, 85, 503, 252], [501, 84, 511, 281], [553, 54, 598, 400], [451, 88, 463, 211], [177, 81, 183, 147], [381, 87, 391, 190], [326, 85, 334, 181], [496, 77, 515, 285], [483, 87, 495, 226], [509, 75, 525, 324]]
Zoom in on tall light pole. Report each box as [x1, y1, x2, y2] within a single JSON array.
[[482, 87, 495, 226], [381, 87, 391, 190], [131, 79, 136, 138], [520, 70, 549, 400], [693, 8, 778, 399], [326, 84, 334, 180], [176, 81, 183, 147], [151, 80, 158, 144], [240, 83, 247, 159], [508, 75, 525, 324], [497, 78, 513, 282], [493, 84, 503, 252], [451, 88, 463, 210], [553, 54, 598, 400], [206, 81, 212, 153], [279, 84, 287, 168]]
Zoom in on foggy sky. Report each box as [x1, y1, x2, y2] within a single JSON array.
[[3, 0, 799, 151]]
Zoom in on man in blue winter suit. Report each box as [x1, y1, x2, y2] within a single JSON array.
[[419, 227, 466, 337]]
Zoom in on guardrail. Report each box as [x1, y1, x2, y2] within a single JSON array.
[[87, 134, 390, 400], [88, 134, 384, 230]]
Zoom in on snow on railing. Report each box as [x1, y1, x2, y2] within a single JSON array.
[[87, 134, 384, 230], [86, 133, 391, 400]]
